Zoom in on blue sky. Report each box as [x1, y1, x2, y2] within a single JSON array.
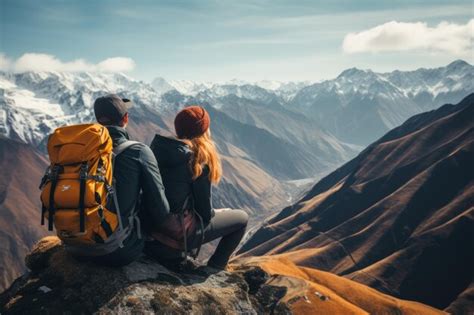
[[0, 0, 472, 82]]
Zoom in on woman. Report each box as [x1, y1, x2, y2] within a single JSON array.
[[145, 105, 249, 270]]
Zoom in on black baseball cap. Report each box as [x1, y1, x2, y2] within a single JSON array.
[[93, 94, 133, 125]]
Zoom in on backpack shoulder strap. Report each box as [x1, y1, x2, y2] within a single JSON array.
[[113, 140, 142, 156], [109, 140, 141, 241]]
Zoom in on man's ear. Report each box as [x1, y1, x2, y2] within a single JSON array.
[[121, 113, 129, 127]]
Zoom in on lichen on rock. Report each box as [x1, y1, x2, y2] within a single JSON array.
[[0, 237, 291, 314], [1, 237, 446, 314]]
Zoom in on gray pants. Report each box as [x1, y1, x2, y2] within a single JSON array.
[[145, 209, 248, 268], [200, 208, 249, 268]]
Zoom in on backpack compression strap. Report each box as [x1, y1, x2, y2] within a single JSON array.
[[78, 163, 88, 232]]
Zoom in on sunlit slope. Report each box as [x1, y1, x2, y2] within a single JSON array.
[[239, 94, 474, 311], [233, 256, 444, 314]]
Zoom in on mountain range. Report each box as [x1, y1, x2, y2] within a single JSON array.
[[0, 60, 472, 298], [153, 60, 473, 145], [0, 69, 358, 215], [238, 94, 474, 313], [0, 69, 355, 291]]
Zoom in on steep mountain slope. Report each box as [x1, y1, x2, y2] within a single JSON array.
[[203, 104, 343, 180], [236, 256, 444, 315], [0, 137, 49, 291], [213, 94, 358, 165], [238, 94, 474, 311], [290, 60, 473, 145]]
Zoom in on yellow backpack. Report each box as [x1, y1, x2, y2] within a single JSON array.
[[40, 124, 138, 253]]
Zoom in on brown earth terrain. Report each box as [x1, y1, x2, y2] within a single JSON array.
[[239, 94, 474, 312], [0, 137, 50, 292], [0, 237, 445, 314]]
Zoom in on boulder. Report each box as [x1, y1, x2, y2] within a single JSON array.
[[1, 237, 446, 314], [0, 237, 290, 314]]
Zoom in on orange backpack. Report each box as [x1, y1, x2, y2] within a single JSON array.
[[40, 124, 139, 253]]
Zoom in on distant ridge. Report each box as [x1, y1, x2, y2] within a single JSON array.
[[239, 94, 474, 313]]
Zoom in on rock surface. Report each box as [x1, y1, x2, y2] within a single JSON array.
[[0, 237, 290, 314], [1, 237, 444, 314]]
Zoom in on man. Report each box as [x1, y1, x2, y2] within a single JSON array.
[[91, 94, 170, 266]]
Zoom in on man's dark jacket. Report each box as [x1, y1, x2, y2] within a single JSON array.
[[91, 126, 170, 265]]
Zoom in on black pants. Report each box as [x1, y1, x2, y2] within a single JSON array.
[[73, 231, 144, 267], [145, 209, 248, 268]]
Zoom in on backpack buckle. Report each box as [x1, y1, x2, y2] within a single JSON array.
[[51, 165, 61, 178], [39, 166, 51, 189], [79, 163, 88, 180], [106, 184, 114, 194]]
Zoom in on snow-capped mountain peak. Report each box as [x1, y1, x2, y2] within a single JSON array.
[[2, 60, 471, 148], [290, 60, 473, 144], [446, 59, 471, 70], [0, 71, 163, 145], [337, 67, 375, 80]]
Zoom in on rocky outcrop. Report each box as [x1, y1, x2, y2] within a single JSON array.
[[0, 237, 291, 314], [1, 237, 444, 314]]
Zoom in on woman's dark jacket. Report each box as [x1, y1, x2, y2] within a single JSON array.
[[149, 135, 215, 229]]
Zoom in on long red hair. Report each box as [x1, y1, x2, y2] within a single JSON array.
[[182, 129, 222, 184]]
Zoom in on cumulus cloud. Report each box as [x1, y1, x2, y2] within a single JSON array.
[[97, 57, 135, 72], [0, 53, 135, 73], [0, 53, 12, 71], [343, 19, 474, 56]]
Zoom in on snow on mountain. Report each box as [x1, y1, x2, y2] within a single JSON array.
[[225, 79, 249, 86], [2, 60, 471, 148], [294, 60, 473, 107], [253, 80, 282, 91], [151, 60, 471, 110], [0, 71, 164, 145], [0, 69, 358, 237], [199, 80, 312, 102], [382, 60, 474, 106], [149, 76, 312, 102], [150, 77, 175, 95], [254, 80, 312, 101], [289, 60, 473, 144], [167, 80, 214, 96], [254, 80, 311, 92], [196, 84, 281, 106]]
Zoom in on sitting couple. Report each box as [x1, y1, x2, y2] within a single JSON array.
[[87, 94, 248, 270]]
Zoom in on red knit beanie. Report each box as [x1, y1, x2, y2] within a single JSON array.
[[174, 106, 211, 139]]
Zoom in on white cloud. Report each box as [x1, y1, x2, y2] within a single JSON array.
[[97, 57, 135, 72], [343, 19, 474, 56], [1, 53, 135, 73], [0, 53, 12, 71]]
